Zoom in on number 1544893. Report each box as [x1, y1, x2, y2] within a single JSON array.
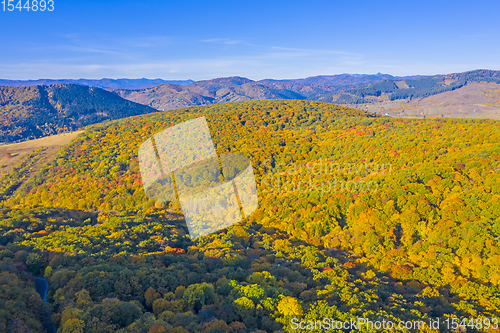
[[2, 0, 54, 11]]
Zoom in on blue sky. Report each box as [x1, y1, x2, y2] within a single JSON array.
[[1, 0, 499, 80]]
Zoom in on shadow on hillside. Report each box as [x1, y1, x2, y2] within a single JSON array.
[[249, 223, 483, 319]]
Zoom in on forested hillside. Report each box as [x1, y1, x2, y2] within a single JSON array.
[[0, 84, 157, 143], [322, 69, 500, 105], [1, 100, 500, 332]]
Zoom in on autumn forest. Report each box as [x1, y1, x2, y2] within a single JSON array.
[[1, 99, 500, 332]]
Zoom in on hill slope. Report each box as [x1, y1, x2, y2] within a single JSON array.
[[321, 69, 500, 104], [0, 84, 157, 142], [1, 100, 499, 332], [354, 82, 500, 119], [112, 77, 309, 110]]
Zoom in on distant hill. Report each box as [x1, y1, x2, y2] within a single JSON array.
[[111, 77, 308, 110], [262, 73, 418, 88], [0, 78, 195, 89], [189, 76, 253, 90], [112, 76, 359, 110], [321, 69, 500, 104], [353, 82, 500, 119], [0, 84, 157, 143], [111, 70, 500, 113]]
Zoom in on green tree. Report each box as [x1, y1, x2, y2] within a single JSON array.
[[183, 283, 216, 312], [62, 318, 85, 333]]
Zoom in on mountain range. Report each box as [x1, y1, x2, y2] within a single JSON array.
[[2, 70, 500, 142], [110, 73, 420, 110], [110, 70, 500, 112], [0, 78, 195, 90]]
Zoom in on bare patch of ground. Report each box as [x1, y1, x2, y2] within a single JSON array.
[[394, 81, 409, 89], [0, 131, 83, 177]]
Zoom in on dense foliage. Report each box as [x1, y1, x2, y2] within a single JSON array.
[[1, 99, 500, 332]]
